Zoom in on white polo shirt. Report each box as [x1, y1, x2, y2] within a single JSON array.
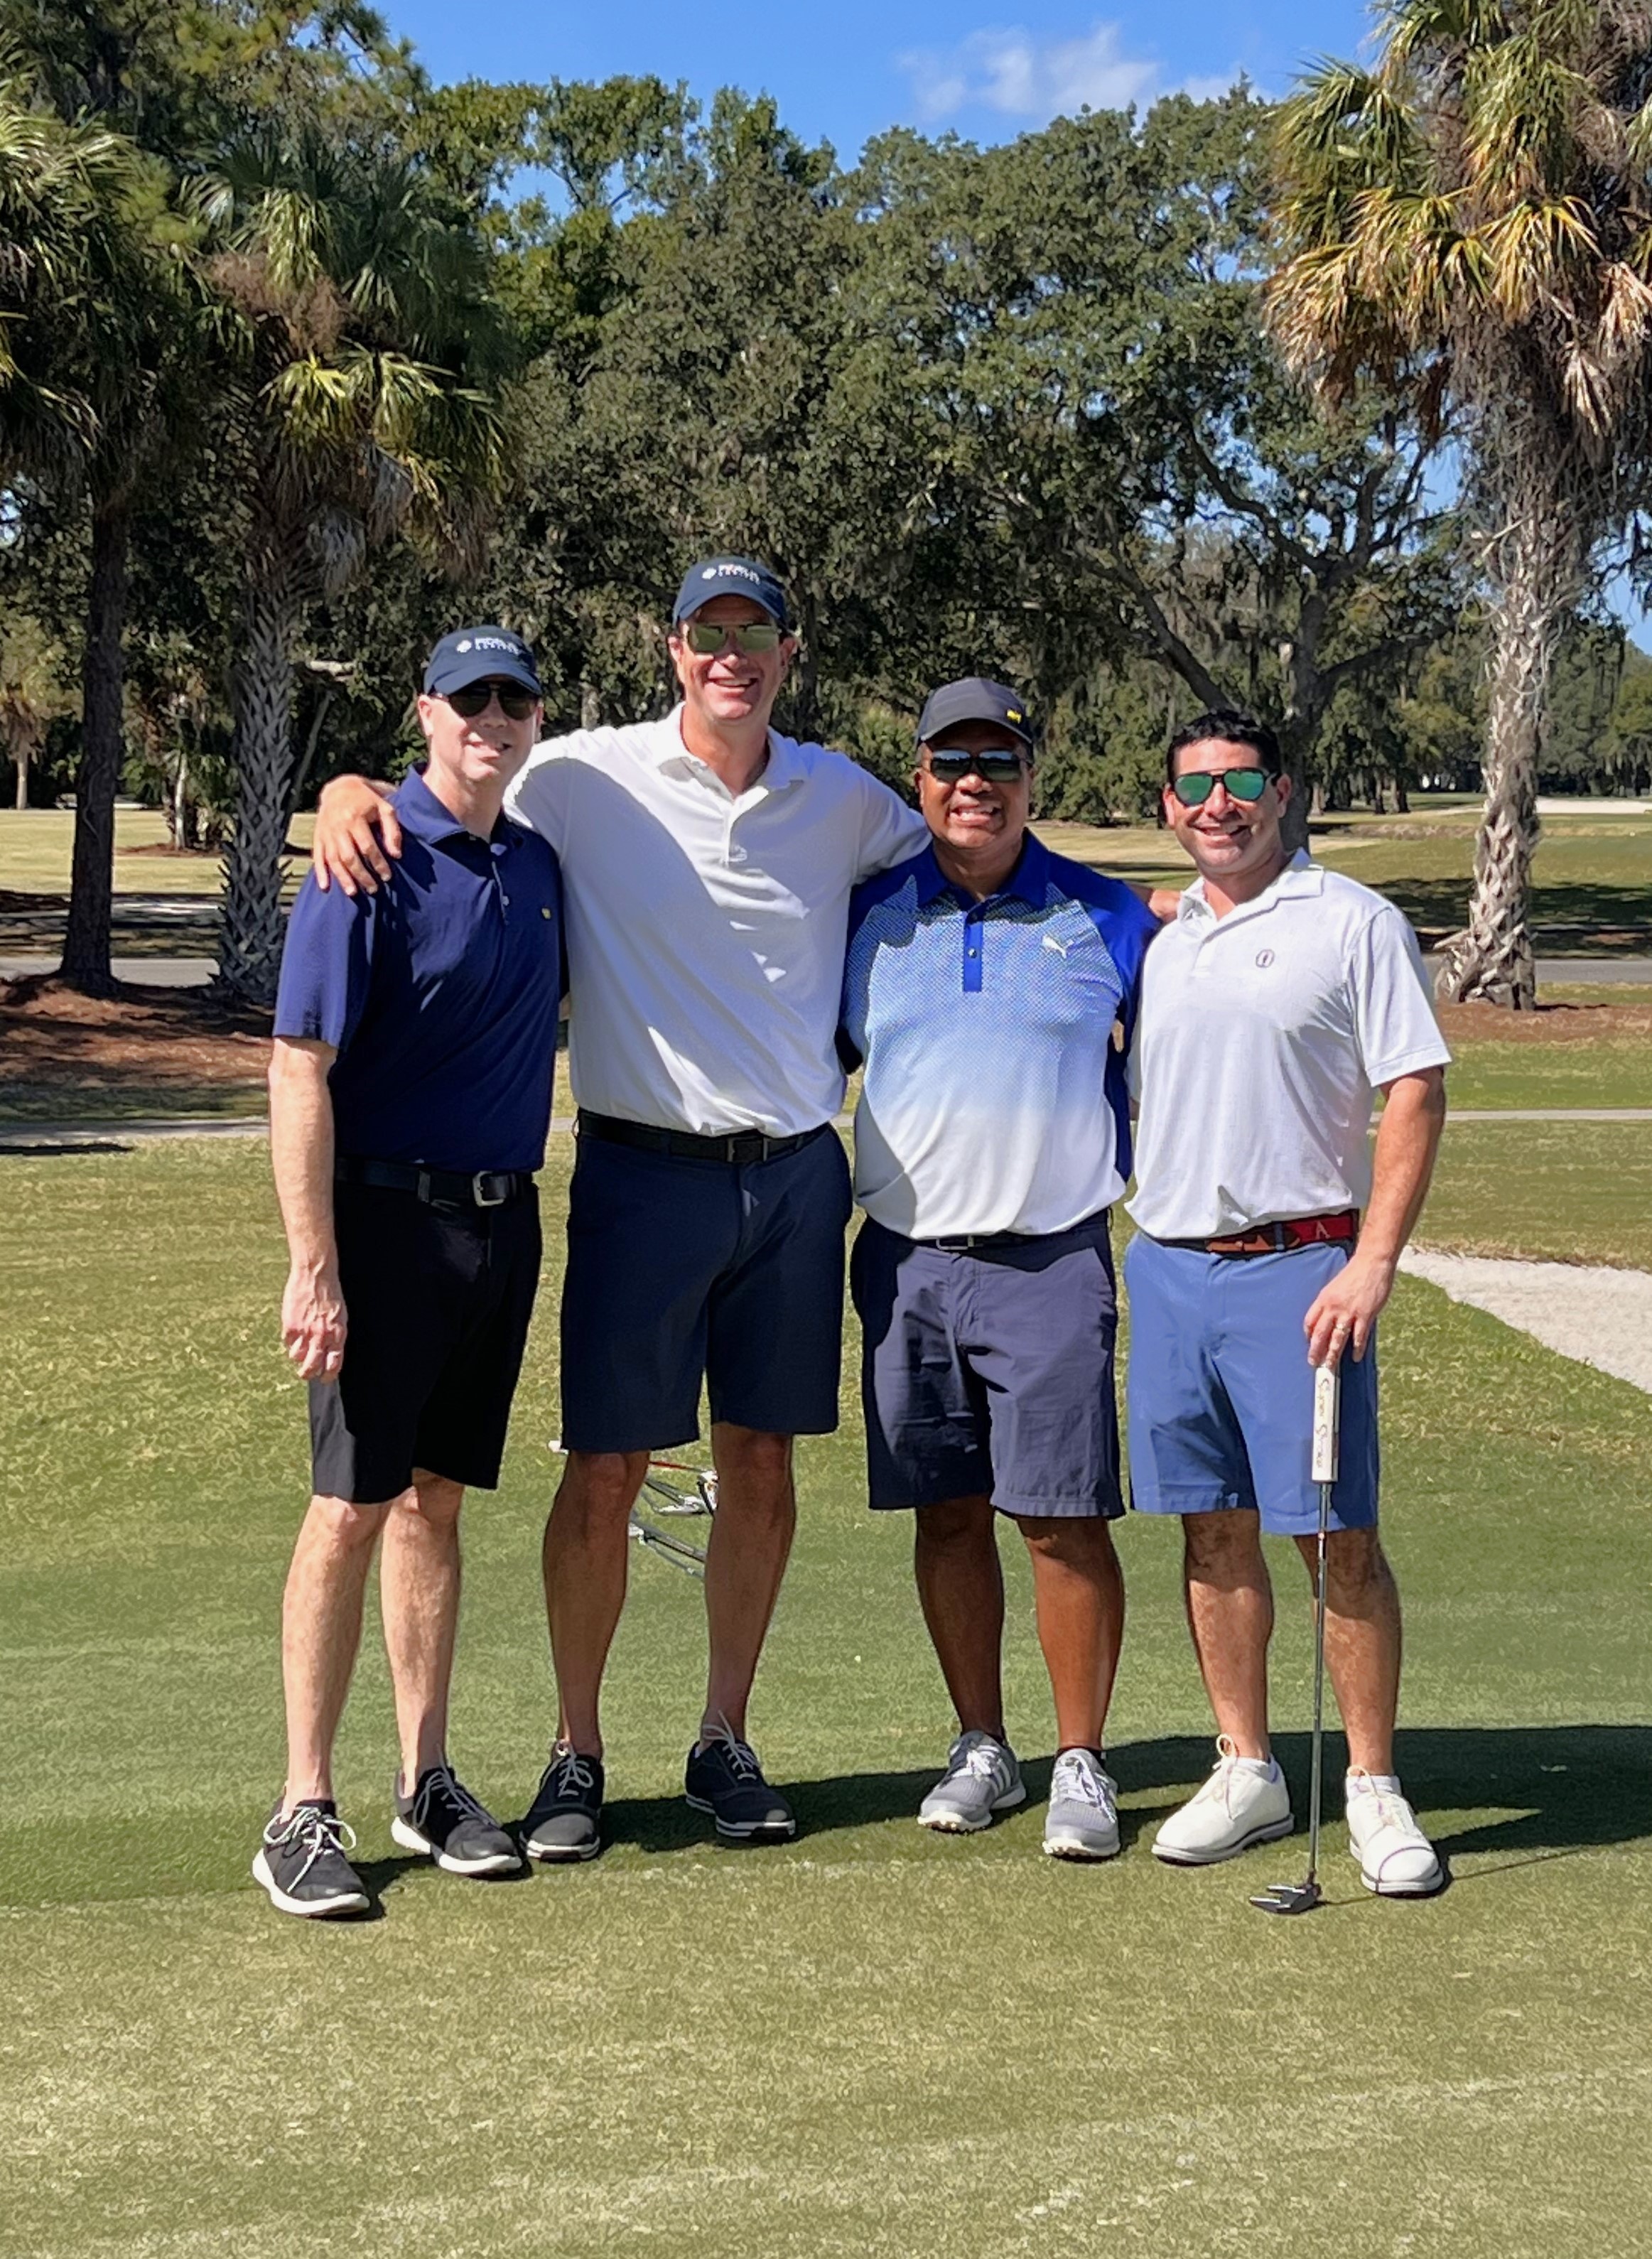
[[506, 706, 927, 1136], [1126, 853, 1450, 1240]]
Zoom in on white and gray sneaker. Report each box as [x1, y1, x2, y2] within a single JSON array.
[[918, 1730, 1026, 1833], [1152, 1736, 1293, 1865], [1345, 1771, 1445, 1896], [1042, 1749, 1121, 1861]]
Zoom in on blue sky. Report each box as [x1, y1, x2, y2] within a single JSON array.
[[386, 0, 1375, 158], [384, 0, 1647, 642]]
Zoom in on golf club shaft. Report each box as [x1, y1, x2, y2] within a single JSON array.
[[1305, 1359, 1340, 1887]]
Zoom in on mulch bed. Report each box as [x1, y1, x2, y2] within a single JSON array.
[[1436, 998, 1652, 1045], [0, 975, 271, 1109]]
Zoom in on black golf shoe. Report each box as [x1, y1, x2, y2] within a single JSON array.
[[522, 1743, 605, 1864], [391, 1764, 522, 1876], [684, 1732, 796, 1841], [253, 1799, 369, 1918]]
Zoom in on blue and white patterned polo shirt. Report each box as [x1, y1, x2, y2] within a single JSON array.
[[841, 834, 1159, 1238]]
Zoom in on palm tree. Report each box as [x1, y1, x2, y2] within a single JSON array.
[[0, 46, 195, 994], [1269, 0, 1652, 1007], [198, 131, 509, 1005]]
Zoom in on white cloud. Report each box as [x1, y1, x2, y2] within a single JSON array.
[[897, 20, 1239, 125], [900, 21, 1155, 123]]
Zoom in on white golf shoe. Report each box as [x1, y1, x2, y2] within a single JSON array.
[[1152, 1736, 1293, 1865], [1345, 1772, 1445, 1896], [917, 1730, 1026, 1832]]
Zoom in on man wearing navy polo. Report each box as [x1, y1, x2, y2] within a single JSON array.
[[841, 680, 1159, 1859], [254, 626, 561, 1918], [308, 559, 928, 1855]]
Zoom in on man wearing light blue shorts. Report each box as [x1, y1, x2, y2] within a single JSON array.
[[843, 679, 1160, 1860], [1126, 711, 1451, 1897]]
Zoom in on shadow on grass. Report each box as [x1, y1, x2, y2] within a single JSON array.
[[594, 1725, 1652, 1860], [1381, 875, 1652, 950]]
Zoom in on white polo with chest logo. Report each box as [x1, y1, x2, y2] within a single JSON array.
[[1126, 850, 1451, 1242]]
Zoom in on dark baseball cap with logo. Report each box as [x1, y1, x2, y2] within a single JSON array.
[[423, 625, 541, 699], [916, 676, 1035, 750], [671, 556, 790, 630]]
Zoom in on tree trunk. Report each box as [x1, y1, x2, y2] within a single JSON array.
[[60, 497, 131, 996], [13, 740, 27, 809], [217, 546, 303, 1006], [1435, 497, 1577, 1010]]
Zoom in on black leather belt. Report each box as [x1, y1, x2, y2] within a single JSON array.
[[336, 1156, 534, 1208], [919, 1209, 1110, 1253], [578, 1111, 828, 1167]]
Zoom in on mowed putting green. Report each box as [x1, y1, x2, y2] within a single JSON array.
[[4, 1139, 1651, 2257]]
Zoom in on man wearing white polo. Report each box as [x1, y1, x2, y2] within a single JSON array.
[[311, 559, 927, 1853], [1125, 711, 1450, 1897]]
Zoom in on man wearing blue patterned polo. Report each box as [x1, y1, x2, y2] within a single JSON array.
[[841, 679, 1159, 1860]]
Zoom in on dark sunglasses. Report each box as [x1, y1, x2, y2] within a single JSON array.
[[446, 680, 539, 721], [681, 620, 784, 656], [924, 750, 1030, 784], [1170, 766, 1272, 807]]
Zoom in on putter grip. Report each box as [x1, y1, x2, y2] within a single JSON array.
[[1311, 1362, 1341, 1486]]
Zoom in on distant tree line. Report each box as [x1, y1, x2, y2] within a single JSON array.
[[1, 1, 1648, 1004]]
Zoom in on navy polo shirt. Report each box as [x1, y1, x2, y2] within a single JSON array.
[[841, 832, 1158, 1238], [274, 767, 563, 1173]]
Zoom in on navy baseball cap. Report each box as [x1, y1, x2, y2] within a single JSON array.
[[917, 677, 1035, 750], [423, 625, 541, 699], [671, 556, 790, 630]]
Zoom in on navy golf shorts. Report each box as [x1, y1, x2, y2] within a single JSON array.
[[558, 1123, 853, 1452], [851, 1212, 1124, 1519], [1124, 1234, 1379, 1535]]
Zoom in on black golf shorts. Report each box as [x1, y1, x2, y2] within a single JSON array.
[[308, 1180, 543, 1504]]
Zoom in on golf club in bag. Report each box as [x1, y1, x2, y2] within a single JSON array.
[[1252, 1355, 1340, 1916]]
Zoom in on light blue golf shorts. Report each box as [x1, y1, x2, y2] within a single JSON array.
[[1123, 1233, 1379, 1536]]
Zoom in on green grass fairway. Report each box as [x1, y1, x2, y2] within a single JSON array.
[[1424, 1121, 1652, 1268], [4, 1140, 1650, 2255]]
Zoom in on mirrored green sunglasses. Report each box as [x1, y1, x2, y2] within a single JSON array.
[[1170, 766, 1271, 807], [681, 621, 784, 656]]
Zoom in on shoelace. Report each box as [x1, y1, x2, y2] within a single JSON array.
[[1052, 1753, 1112, 1809], [701, 1710, 762, 1783], [265, 1805, 357, 1887], [546, 1745, 596, 1799], [1189, 1735, 1256, 1815], [415, 1765, 492, 1831], [956, 1737, 1008, 1784], [1348, 1776, 1422, 1839]]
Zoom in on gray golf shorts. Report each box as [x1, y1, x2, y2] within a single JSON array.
[[851, 1211, 1123, 1519]]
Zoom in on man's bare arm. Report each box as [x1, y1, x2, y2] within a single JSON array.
[[269, 1036, 347, 1382], [1303, 1064, 1447, 1368], [311, 775, 401, 897]]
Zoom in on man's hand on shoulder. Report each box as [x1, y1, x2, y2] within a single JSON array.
[[282, 1261, 347, 1381], [313, 775, 400, 896]]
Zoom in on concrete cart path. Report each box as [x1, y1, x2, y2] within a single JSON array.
[[1400, 1248, 1652, 1396]]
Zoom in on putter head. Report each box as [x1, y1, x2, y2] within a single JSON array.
[[1251, 1879, 1323, 1916]]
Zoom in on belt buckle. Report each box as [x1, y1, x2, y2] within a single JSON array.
[[473, 1172, 508, 1207]]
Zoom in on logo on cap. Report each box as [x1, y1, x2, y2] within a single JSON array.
[[456, 639, 472, 652]]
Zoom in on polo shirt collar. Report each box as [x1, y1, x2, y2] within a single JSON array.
[[655, 705, 804, 794], [1179, 847, 1323, 927], [394, 764, 515, 848], [912, 829, 1049, 909]]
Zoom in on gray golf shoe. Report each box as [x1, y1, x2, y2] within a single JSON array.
[[1042, 1748, 1121, 1861], [918, 1730, 1026, 1833]]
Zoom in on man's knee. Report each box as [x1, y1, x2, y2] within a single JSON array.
[[712, 1423, 794, 1484], [916, 1494, 995, 1551], [301, 1492, 391, 1552], [1013, 1512, 1117, 1567], [1183, 1507, 1265, 1582], [396, 1471, 465, 1533], [556, 1450, 649, 1521], [1312, 1526, 1393, 1607]]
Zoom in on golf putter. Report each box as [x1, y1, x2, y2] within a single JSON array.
[[1252, 1356, 1339, 1916]]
